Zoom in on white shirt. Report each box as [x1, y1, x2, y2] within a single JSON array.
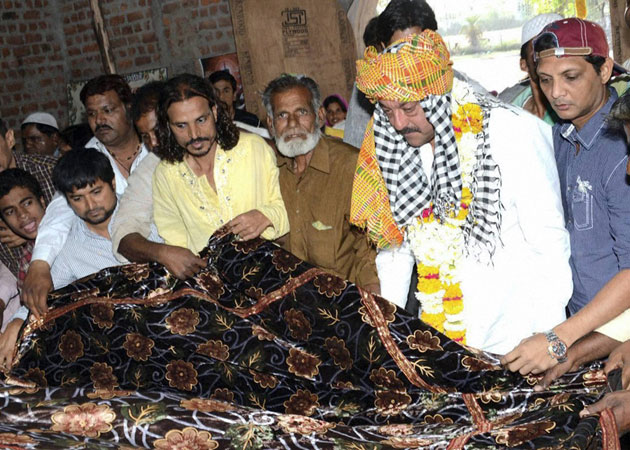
[[31, 137, 149, 265], [377, 104, 572, 354]]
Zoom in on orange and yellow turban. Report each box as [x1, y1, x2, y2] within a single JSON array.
[[351, 31, 455, 248], [355, 31, 454, 103]]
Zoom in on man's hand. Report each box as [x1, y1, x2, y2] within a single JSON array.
[[0, 319, 23, 371], [227, 210, 272, 241], [0, 222, 26, 248], [363, 283, 381, 295], [606, 340, 630, 390], [158, 245, 207, 280], [22, 260, 53, 320], [533, 354, 582, 391], [580, 390, 630, 435], [502, 333, 558, 375]]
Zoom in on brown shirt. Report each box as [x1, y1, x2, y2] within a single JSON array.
[[278, 136, 378, 287]]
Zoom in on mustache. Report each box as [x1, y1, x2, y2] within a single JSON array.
[[95, 124, 112, 133], [399, 127, 421, 134], [186, 137, 210, 147]]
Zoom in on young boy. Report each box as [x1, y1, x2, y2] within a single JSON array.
[[0, 168, 47, 370]]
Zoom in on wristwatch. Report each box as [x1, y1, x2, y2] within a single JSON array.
[[544, 330, 568, 364]]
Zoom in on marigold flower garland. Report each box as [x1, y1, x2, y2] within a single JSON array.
[[407, 85, 484, 345]]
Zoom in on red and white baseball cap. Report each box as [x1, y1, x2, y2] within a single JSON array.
[[533, 18, 626, 73]]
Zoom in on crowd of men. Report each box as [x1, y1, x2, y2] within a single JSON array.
[[0, 0, 629, 437]]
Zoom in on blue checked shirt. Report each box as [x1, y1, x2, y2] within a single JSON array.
[[553, 89, 630, 314]]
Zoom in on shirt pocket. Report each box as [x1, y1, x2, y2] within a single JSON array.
[[571, 189, 593, 231]]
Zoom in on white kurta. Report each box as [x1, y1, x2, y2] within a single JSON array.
[[377, 104, 572, 354]]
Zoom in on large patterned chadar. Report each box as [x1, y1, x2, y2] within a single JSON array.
[[0, 229, 621, 448]]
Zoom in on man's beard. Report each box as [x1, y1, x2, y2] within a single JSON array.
[[275, 127, 321, 158], [81, 199, 117, 225]]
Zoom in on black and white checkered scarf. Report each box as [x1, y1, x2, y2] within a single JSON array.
[[373, 90, 503, 261]]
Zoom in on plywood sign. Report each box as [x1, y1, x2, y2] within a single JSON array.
[[229, 0, 357, 119], [609, 0, 630, 65]]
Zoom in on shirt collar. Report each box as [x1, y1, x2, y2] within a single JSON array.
[[559, 87, 619, 151]]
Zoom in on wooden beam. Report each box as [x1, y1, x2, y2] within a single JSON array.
[[88, 0, 117, 74]]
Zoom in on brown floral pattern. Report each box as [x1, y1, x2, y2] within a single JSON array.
[[23, 367, 47, 387], [283, 389, 320, 416], [378, 423, 414, 436], [359, 295, 397, 326], [4, 231, 610, 449], [461, 355, 497, 371], [121, 263, 150, 281], [58, 330, 84, 362], [370, 367, 404, 390], [165, 360, 198, 391], [165, 308, 200, 335], [0, 432, 36, 445], [495, 421, 557, 447], [50, 402, 115, 438], [406, 330, 443, 352], [381, 437, 434, 448], [423, 414, 454, 425], [324, 336, 352, 370], [195, 272, 225, 297], [286, 348, 321, 379], [196, 340, 229, 361], [180, 398, 235, 413], [313, 274, 347, 298], [90, 303, 114, 329], [250, 369, 278, 389], [284, 308, 312, 340], [277, 414, 335, 435], [374, 390, 412, 415], [252, 324, 276, 341], [210, 388, 234, 403], [231, 239, 262, 254], [122, 333, 154, 361], [153, 427, 219, 449], [90, 362, 119, 391], [272, 249, 301, 273]]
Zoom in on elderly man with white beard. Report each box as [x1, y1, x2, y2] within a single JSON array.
[[262, 74, 380, 293]]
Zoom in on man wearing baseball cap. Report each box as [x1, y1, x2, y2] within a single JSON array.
[[20, 112, 62, 157], [499, 13, 562, 124], [502, 19, 630, 376]]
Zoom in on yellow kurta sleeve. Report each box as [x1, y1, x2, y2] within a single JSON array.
[[152, 162, 190, 250], [253, 139, 290, 240]]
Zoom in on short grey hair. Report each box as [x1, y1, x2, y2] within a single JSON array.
[[261, 74, 321, 120]]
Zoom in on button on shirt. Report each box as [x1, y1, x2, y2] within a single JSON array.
[[553, 89, 630, 314]]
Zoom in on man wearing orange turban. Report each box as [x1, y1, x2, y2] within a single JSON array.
[[350, 31, 573, 354]]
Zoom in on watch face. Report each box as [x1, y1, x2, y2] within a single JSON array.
[[550, 340, 567, 358]]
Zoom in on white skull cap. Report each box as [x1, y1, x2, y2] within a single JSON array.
[[521, 13, 564, 46]]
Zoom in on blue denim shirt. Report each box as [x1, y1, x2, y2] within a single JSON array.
[[553, 89, 630, 314]]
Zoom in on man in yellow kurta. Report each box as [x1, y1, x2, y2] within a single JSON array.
[[152, 74, 289, 254]]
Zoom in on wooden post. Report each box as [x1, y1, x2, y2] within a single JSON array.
[[88, 0, 117, 74], [609, 0, 630, 65]]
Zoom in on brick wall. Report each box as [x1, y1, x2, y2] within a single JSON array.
[[0, 0, 236, 135]]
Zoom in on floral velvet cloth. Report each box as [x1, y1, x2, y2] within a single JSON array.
[[0, 230, 620, 449]]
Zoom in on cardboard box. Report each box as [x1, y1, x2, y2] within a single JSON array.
[[229, 0, 357, 120]]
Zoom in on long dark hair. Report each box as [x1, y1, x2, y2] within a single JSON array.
[[156, 74, 239, 163]]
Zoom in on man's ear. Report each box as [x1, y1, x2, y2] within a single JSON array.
[[601, 58, 615, 84], [5, 129, 15, 149], [39, 196, 46, 209], [212, 105, 218, 122], [111, 177, 116, 192], [317, 106, 326, 126], [519, 58, 527, 72], [266, 115, 274, 136]]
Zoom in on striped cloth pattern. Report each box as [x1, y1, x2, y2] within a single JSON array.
[[356, 31, 453, 103]]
